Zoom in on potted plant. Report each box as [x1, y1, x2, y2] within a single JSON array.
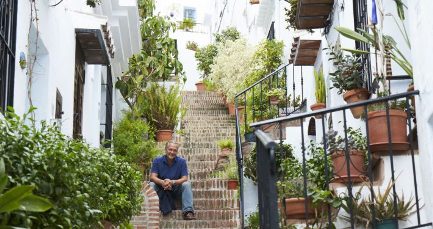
[[214, 155, 239, 190], [217, 139, 234, 156], [186, 41, 198, 51], [310, 68, 326, 118], [326, 128, 367, 184], [139, 83, 183, 142], [341, 179, 416, 229], [328, 45, 370, 119], [226, 157, 239, 190], [178, 18, 195, 31], [266, 88, 286, 105], [367, 98, 410, 152], [277, 143, 340, 220]]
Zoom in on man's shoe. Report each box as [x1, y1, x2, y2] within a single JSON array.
[[183, 211, 196, 220]]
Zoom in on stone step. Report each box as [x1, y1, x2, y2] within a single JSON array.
[[183, 103, 227, 108], [162, 209, 239, 221], [184, 110, 230, 116], [180, 148, 235, 154], [182, 116, 235, 121], [181, 138, 236, 144], [183, 120, 236, 125], [181, 134, 237, 139], [194, 198, 239, 210], [181, 153, 219, 162], [182, 128, 236, 133], [160, 219, 239, 229], [190, 179, 236, 190], [187, 161, 216, 170], [192, 190, 238, 200]]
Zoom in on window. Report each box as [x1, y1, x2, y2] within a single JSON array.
[[0, 0, 18, 112], [184, 7, 196, 20]]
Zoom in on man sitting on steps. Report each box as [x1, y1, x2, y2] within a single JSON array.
[[149, 141, 196, 220]]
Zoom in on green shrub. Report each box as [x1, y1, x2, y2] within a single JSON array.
[[246, 210, 259, 229], [113, 111, 159, 171], [0, 109, 143, 228]]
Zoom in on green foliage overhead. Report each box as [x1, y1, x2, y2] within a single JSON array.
[[138, 83, 183, 130], [195, 44, 218, 78], [0, 109, 142, 227], [314, 68, 326, 103], [245, 39, 284, 86], [116, 15, 184, 109], [214, 27, 240, 44], [284, 0, 298, 31], [113, 111, 160, 171], [195, 27, 240, 78]]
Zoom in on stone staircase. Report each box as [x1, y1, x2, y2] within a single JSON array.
[[157, 91, 240, 228], [131, 91, 240, 229]]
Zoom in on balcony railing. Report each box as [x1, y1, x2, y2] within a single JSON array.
[[235, 86, 430, 228]]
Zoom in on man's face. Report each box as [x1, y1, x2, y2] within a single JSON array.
[[165, 143, 178, 160]]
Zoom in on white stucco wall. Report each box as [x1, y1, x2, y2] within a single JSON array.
[[408, 0, 433, 222], [13, 0, 140, 147]]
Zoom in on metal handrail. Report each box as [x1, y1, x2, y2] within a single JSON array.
[[235, 63, 290, 97], [251, 90, 419, 127]]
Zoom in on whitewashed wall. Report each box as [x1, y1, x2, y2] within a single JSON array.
[[14, 0, 140, 147], [408, 0, 433, 222]]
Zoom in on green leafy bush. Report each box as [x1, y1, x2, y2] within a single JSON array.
[[139, 83, 183, 131], [0, 109, 143, 228], [113, 111, 159, 172]]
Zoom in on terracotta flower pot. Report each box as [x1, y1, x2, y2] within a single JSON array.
[[331, 150, 366, 183], [227, 102, 236, 115], [367, 109, 409, 153], [156, 130, 174, 142], [343, 88, 370, 119], [221, 148, 232, 156], [310, 103, 326, 119], [269, 96, 280, 105], [283, 198, 315, 219], [195, 81, 206, 91], [227, 180, 238, 190]]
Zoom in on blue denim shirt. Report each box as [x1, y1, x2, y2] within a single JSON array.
[[150, 155, 188, 180]]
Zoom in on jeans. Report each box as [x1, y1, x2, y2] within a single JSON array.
[[149, 181, 194, 213]]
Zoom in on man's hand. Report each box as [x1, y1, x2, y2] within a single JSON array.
[[162, 179, 173, 190]]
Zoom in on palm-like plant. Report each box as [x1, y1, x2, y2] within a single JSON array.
[[341, 179, 416, 228], [139, 83, 183, 130]]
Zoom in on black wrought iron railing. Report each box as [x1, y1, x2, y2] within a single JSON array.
[[238, 90, 430, 228], [234, 63, 306, 227], [0, 0, 18, 112]]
